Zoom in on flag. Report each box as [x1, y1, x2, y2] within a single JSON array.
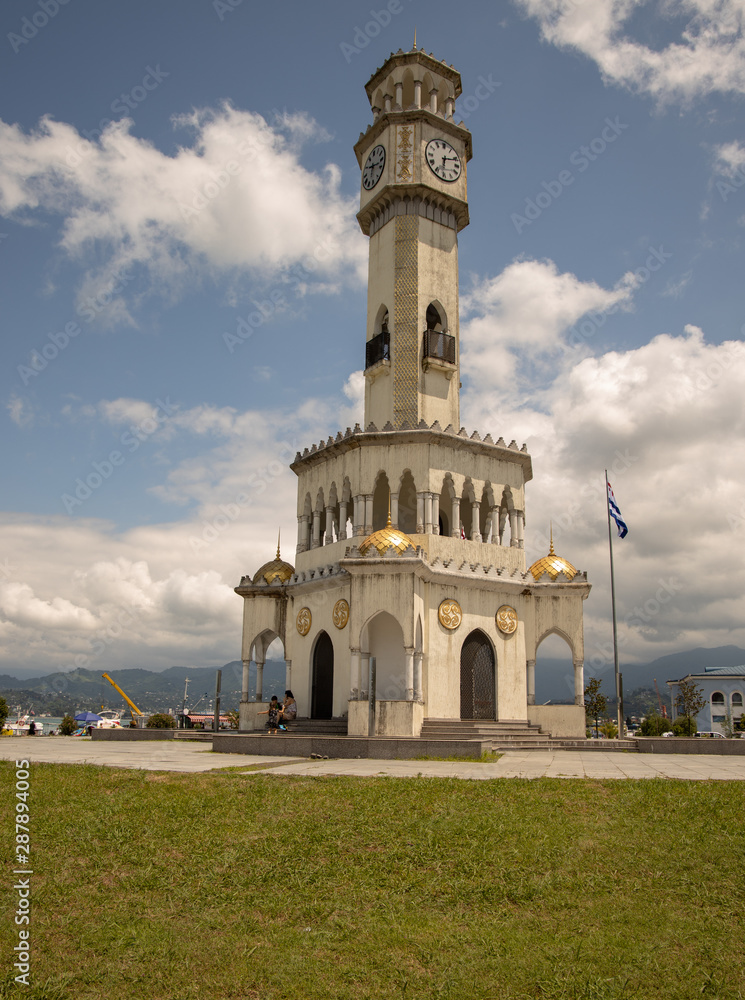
[[607, 481, 628, 538], [460, 525, 466, 539]]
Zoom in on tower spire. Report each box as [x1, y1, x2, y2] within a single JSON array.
[[276, 529, 281, 561]]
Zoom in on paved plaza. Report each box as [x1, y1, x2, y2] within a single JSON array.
[[1, 738, 745, 779]]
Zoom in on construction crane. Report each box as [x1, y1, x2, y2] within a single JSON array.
[[654, 678, 668, 718], [102, 672, 145, 719]]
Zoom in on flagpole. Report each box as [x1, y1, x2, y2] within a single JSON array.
[[605, 469, 623, 739]]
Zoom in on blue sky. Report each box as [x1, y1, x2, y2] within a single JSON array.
[[2, 0, 745, 681]]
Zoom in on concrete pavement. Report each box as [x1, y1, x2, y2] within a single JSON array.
[[2, 738, 745, 779]]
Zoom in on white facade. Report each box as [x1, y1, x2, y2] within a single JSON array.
[[236, 47, 591, 739], [668, 667, 745, 735]]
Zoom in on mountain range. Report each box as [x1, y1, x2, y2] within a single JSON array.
[[1, 646, 742, 715]]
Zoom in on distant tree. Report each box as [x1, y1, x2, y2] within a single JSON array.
[[146, 713, 176, 729], [675, 680, 707, 737], [721, 712, 734, 739], [584, 678, 607, 735], [600, 721, 618, 739], [639, 714, 673, 736], [672, 716, 698, 737], [59, 715, 76, 736], [225, 710, 239, 730], [0, 696, 8, 730]]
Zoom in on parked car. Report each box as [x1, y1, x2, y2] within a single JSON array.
[[694, 731, 725, 738]]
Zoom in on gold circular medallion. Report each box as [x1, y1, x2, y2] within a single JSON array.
[[296, 607, 312, 636], [438, 599, 462, 631], [496, 605, 518, 634], [332, 599, 349, 630]]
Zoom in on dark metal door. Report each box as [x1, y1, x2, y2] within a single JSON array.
[[460, 630, 495, 720], [311, 631, 334, 719]]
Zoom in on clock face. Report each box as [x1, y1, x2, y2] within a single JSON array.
[[362, 145, 386, 190], [425, 139, 462, 182]]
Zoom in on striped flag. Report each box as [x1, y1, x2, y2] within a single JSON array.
[[607, 482, 628, 538]]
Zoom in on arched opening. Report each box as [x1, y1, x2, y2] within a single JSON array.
[[426, 302, 444, 332], [535, 632, 574, 705], [460, 481, 475, 540], [460, 630, 495, 720], [366, 611, 406, 701], [372, 471, 390, 531], [311, 631, 334, 719], [711, 691, 725, 705], [439, 476, 454, 538], [398, 470, 417, 534]]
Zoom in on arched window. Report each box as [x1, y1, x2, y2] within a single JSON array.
[[712, 691, 725, 705], [398, 471, 417, 534], [732, 692, 743, 707], [426, 303, 443, 332], [372, 472, 390, 531], [311, 632, 334, 719]]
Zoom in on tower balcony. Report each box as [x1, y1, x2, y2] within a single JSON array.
[[422, 329, 456, 378], [365, 330, 391, 370]]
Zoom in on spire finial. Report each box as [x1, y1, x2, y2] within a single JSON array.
[[386, 491, 392, 528], [413, 27, 417, 50], [276, 529, 281, 561], [549, 522, 555, 556]]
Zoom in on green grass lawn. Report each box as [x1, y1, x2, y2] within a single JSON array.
[[2, 763, 744, 999]]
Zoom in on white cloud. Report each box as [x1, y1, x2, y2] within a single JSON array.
[[516, 0, 745, 104], [0, 105, 367, 326], [7, 394, 34, 428], [460, 257, 638, 398]]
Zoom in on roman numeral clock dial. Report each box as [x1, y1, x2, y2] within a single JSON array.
[[362, 144, 386, 190], [425, 138, 461, 182]]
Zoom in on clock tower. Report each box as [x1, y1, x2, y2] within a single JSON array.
[[233, 47, 591, 749], [354, 48, 472, 430]]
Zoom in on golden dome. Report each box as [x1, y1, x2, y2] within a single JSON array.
[[252, 536, 294, 585], [359, 513, 415, 556], [528, 532, 577, 582]]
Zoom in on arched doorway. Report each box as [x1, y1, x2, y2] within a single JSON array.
[[460, 630, 495, 720], [311, 631, 334, 719]]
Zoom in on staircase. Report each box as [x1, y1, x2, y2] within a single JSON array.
[[279, 717, 348, 736], [419, 719, 553, 750]]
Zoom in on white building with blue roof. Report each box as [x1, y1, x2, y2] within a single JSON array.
[[667, 666, 745, 735]]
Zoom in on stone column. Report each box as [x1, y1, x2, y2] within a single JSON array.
[[424, 492, 433, 533], [311, 510, 321, 549], [338, 499, 348, 540], [364, 494, 373, 534], [445, 96, 454, 119], [384, 93, 392, 113], [432, 493, 440, 534], [255, 659, 264, 702], [285, 659, 292, 693], [499, 508, 508, 545], [297, 514, 310, 554], [353, 496, 365, 537], [395, 81, 403, 108], [414, 79, 422, 108], [241, 659, 250, 703], [390, 492, 399, 528], [451, 497, 461, 538], [349, 649, 361, 700], [573, 660, 584, 707], [516, 510, 525, 549], [429, 87, 438, 113], [509, 510, 518, 547], [526, 659, 536, 707], [489, 505, 499, 544], [359, 653, 370, 700], [324, 505, 335, 545], [414, 652, 423, 701], [416, 492, 425, 534], [405, 648, 415, 701], [471, 501, 481, 542]]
